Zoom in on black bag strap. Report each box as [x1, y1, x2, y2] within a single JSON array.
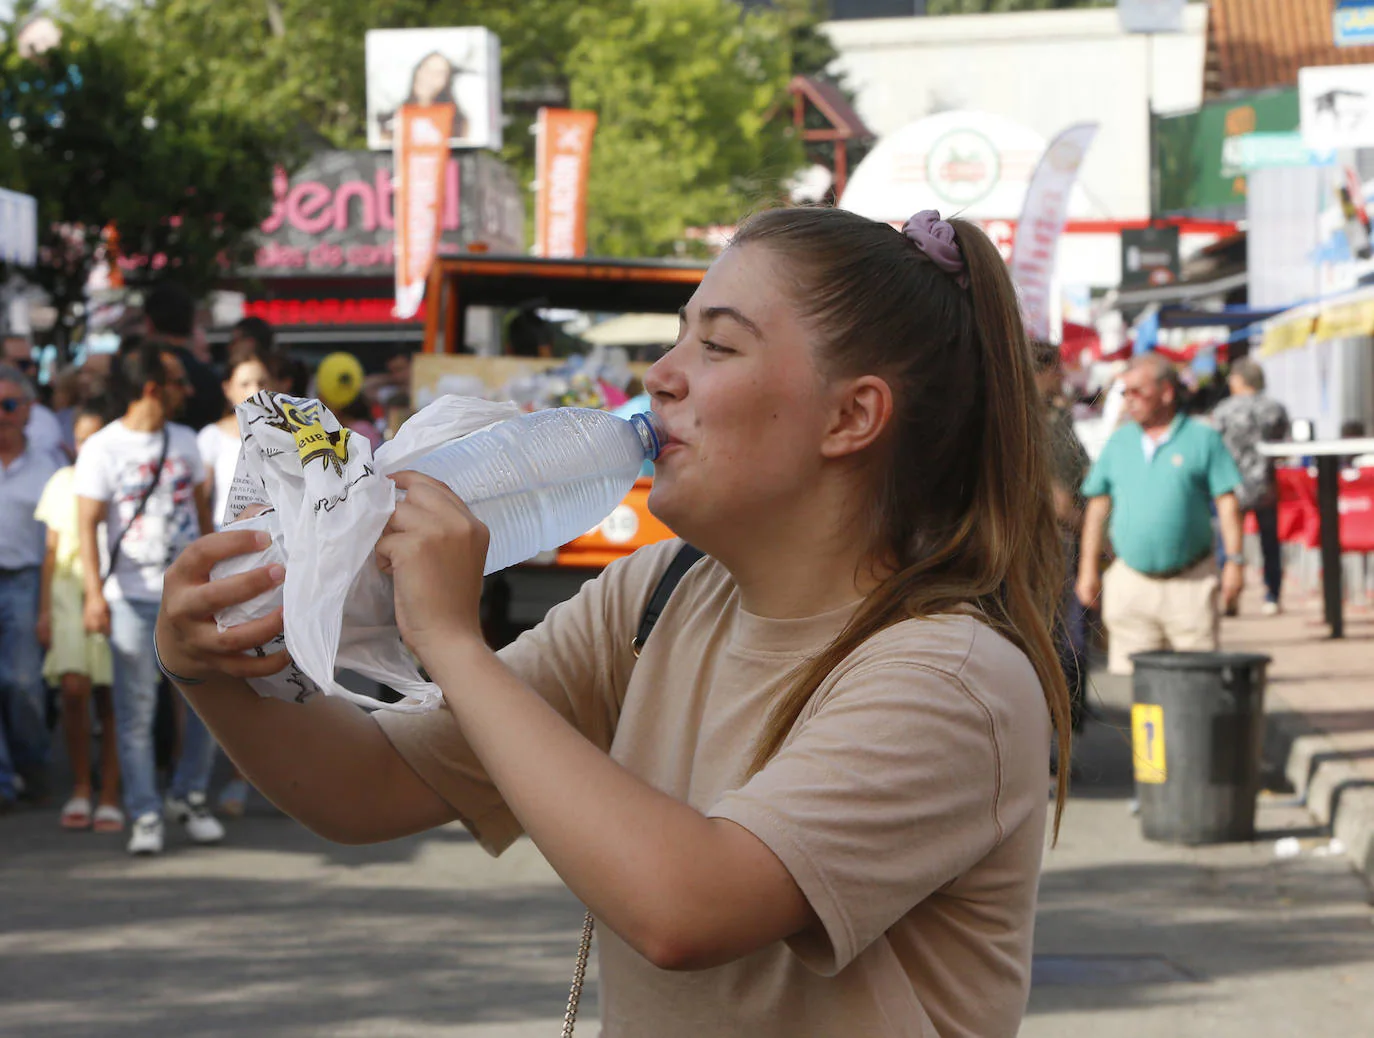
[[103, 426, 170, 583], [632, 543, 703, 658]]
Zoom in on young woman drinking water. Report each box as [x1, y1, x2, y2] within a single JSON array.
[[155, 207, 1071, 1037]]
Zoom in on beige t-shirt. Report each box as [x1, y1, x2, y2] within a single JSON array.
[[376, 539, 1051, 1037]]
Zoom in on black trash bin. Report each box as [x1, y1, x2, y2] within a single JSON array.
[[1130, 651, 1272, 845]]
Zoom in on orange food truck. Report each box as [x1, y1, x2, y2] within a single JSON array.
[[417, 253, 708, 643]]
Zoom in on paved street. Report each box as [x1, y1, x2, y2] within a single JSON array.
[[1023, 669, 1374, 1038], [3, 619, 1373, 1036]]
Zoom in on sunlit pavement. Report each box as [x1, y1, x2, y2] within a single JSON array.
[[4, 594, 1374, 1036], [1022, 664, 1374, 1038]]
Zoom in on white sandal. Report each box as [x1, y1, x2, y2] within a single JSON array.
[[60, 796, 92, 830], [93, 804, 126, 833]]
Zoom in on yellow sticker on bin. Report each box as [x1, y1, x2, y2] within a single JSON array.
[[1131, 703, 1167, 784]]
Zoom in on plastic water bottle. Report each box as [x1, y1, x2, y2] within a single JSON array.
[[405, 407, 664, 574]]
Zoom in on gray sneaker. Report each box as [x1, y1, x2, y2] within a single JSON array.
[[127, 813, 165, 856], [164, 792, 226, 845]]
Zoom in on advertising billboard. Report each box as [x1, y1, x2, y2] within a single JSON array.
[[1153, 89, 1300, 215], [393, 105, 456, 318], [533, 108, 597, 259], [365, 27, 502, 152], [1300, 64, 1374, 152]]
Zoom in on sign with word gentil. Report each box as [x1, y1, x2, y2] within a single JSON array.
[[249, 150, 523, 277]]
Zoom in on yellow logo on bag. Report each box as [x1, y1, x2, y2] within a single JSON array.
[[280, 400, 350, 477], [1131, 703, 1167, 784]]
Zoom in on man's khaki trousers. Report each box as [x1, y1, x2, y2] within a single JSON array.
[[1101, 557, 1220, 675]]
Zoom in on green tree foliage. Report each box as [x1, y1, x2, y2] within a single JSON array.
[[566, 0, 801, 255], [63, 0, 811, 257], [0, 20, 296, 344]]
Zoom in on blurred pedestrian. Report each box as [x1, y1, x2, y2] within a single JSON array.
[[4, 334, 68, 460], [1210, 358, 1290, 616], [1077, 354, 1245, 675], [74, 343, 224, 855], [197, 341, 272, 817], [0, 363, 65, 812], [48, 364, 86, 456], [190, 306, 215, 366], [228, 315, 275, 358], [199, 341, 273, 531], [36, 405, 123, 832], [1034, 341, 1090, 735], [364, 344, 413, 410], [140, 283, 223, 431]]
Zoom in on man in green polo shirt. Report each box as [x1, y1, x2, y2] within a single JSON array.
[[1077, 354, 1245, 674]]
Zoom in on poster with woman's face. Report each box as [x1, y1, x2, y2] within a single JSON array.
[[365, 27, 502, 152]]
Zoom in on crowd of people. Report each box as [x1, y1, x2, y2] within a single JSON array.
[[0, 267, 1355, 854], [0, 283, 400, 855]]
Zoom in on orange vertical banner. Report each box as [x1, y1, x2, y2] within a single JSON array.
[[394, 104, 456, 319], [534, 108, 598, 258]]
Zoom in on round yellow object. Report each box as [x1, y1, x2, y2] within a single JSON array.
[[317, 352, 364, 411]]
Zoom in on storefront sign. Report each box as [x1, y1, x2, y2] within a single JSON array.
[[365, 27, 502, 152], [1300, 64, 1374, 151], [1334, 1, 1374, 47], [1120, 226, 1180, 289], [247, 150, 523, 277], [1154, 89, 1300, 215], [1010, 122, 1098, 343], [393, 105, 456, 319], [242, 297, 423, 326], [1232, 132, 1334, 170], [534, 108, 598, 259]]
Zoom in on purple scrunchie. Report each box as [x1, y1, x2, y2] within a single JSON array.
[[902, 210, 969, 289]]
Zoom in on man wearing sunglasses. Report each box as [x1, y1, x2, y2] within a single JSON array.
[[1076, 353, 1245, 675], [0, 364, 66, 812], [2, 335, 67, 461]]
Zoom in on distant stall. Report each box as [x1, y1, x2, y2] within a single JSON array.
[[1259, 288, 1374, 438]]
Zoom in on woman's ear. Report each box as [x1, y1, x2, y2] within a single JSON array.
[[821, 375, 893, 460]]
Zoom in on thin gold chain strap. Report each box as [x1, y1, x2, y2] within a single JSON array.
[[561, 909, 595, 1037]]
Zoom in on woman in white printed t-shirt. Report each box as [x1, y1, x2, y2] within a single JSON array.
[[195, 340, 272, 817], [156, 208, 1073, 1038]]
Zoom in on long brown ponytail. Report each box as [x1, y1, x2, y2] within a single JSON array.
[[733, 208, 1073, 837]]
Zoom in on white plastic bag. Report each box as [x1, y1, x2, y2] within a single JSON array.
[[210, 391, 519, 713]]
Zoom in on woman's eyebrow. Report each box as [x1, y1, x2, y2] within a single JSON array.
[[679, 305, 764, 340]]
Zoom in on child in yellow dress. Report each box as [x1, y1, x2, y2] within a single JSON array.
[[36, 408, 122, 831]]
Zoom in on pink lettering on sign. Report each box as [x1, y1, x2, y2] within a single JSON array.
[[287, 182, 332, 235], [254, 241, 308, 269], [376, 167, 395, 232], [260, 158, 461, 237], [261, 167, 290, 234], [308, 242, 345, 268], [334, 180, 377, 233]]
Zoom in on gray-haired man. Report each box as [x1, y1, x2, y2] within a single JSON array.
[[1211, 359, 1290, 615], [0, 364, 64, 809]]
